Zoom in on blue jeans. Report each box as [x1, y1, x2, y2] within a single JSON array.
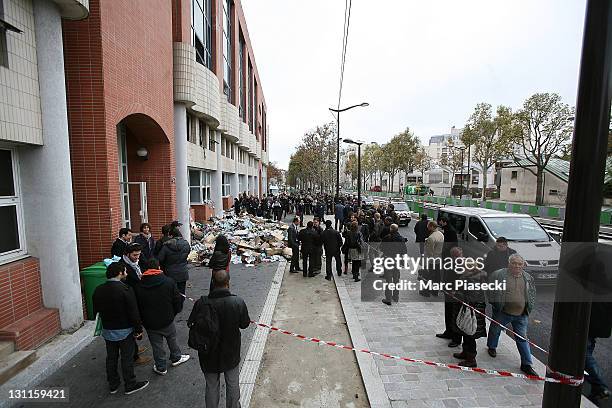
[[585, 337, 608, 392], [486, 310, 533, 366]]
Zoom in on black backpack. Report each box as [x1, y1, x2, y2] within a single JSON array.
[[187, 296, 220, 355]]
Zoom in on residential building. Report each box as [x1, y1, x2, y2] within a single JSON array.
[[500, 158, 569, 205]]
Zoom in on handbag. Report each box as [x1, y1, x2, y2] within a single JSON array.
[[456, 304, 477, 336]]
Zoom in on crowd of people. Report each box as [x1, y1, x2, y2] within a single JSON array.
[[93, 189, 610, 405], [96, 220, 249, 407]]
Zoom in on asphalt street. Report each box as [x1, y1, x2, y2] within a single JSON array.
[[18, 262, 279, 408]]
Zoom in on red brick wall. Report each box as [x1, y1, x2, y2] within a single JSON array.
[[172, 0, 191, 43], [0, 258, 43, 329], [63, 0, 176, 268]]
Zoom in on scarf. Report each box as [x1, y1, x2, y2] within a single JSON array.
[[122, 255, 142, 279]]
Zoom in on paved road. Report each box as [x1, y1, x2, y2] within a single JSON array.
[[18, 262, 279, 408], [395, 221, 612, 407]]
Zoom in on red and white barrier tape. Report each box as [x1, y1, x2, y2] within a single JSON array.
[[180, 295, 582, 385], [251, 320, 583, 386]]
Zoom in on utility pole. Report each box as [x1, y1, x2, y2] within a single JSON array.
[[543, 1, 612, 407]]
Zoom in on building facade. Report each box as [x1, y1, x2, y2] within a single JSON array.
[[0, 0, 269, 355], [500, 158, 569, 205]]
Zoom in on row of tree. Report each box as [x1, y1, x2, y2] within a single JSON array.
[[286, 92, 575, 205]]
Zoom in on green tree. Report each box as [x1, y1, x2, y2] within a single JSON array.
[[393, 128, 420, 186], [413, 148, 432, 183], [439, 139, 464, 192], [462, 103, 517, 200], [513, 93, 573, 205]]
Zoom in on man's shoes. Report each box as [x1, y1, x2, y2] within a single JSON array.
[[153, 365, 167, 375], [354, 278, 361, 282], [448, 340, 461, 348], [382, 299, 392, 306], [296, 268, 302, 271], [171, 354, 190, 367], [436, 332, 452, 339], [125, 381, 149, 395], [453, 351, 467, 359], [337, 273, 342, 277], [110, 385, 120, 394], [520, 365, 538, 376], [487, 348, 497, 358], [289, 269, 298, 273], [303, 273, 308, 277], [458, 358, 477, 368], [137, 346, 148, 354], [134, 355, 152, 365], [325, 276, 331, 281], [308, 273, 315, 277]]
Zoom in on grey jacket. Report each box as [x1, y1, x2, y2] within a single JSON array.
[[488, 268, 536, 315], [157, 237, 191, 282]]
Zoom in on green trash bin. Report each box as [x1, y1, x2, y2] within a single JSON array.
[[81, 262, 108, 320]]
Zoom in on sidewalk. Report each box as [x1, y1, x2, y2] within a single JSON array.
[[250, 261, 368, 407], [335, 268, 596, 407]]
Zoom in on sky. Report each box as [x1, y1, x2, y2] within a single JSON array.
[[241, 0, 587, 169]]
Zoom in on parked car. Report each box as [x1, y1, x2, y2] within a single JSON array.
[[437, 206, 560, 285], [391, 201, 411, 226], [370, 185, 382, 192]]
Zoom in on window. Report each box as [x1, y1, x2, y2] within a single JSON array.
[[198, 120, 206, 147], [208, 129, 216, 151], [221, 136, 226, 156], [186, 114, 193, 143], [0, 149, 26, 263], [222, 173, 232, 196], [248, 61, 254, 131], [510, 187, 517, 193], [511, 170, 518, 179], [439, 211, 466, 234], [468, 217, 487, 237], [483, 217, 550, 242], [549, 189, 559, 196], [222, 0, 232, 102], [238, 35, 245, 119], [192, 0, 212, 68], [189, 169, 211, 204], [429, 173, 442, 184]]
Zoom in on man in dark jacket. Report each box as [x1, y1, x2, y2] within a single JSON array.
[[334, 201, 345, 230], [287, 217, 301, 273], [483, 237, 516, 275], [381, 224, 406, 305], [133, 223, 155, 270], [111, 227, 132, 258], [157, 227, 191, 303], [197, 269, 250, 408], [380, 216, 393, 241], [438, 217, 458, 259], [298, 221, 317, 277], [413, 213, 429, 255], [119, 243, 143, 289], [134, 259, 189, 375], [586, 302, 612, 401], [153, 224, 171, 257], [311, 218, 324, 275], [321, 220, 343, 280], [92, 262, 149, 395]]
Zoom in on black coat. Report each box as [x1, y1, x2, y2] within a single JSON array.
[[134, 234, 155, 268], [381, 231, 406, 259], [133, 271, 183, 330], [589, 302, 612, 338], [195, 289, 250, 373], [442, 224, 458, 258], [111, 238, 128, 258], [413, 220, 429, 243], [288, 224, 299, 248], [321, 227, 343, 255], [92, 280, 142, 333], [154, 235, 171, 257], [298, 227, 317, 254], [118, 259, 141, 289], [158, 237, 191, 282], [483, 247, 517, 274]]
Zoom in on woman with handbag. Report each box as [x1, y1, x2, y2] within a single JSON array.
[[451, 247, 487, 367], [345, 221, 364, 282]]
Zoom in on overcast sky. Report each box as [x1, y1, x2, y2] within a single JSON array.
[[242, 0, 587, 169]]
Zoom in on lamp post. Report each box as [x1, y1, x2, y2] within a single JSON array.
[[343, 139, 364, 208], [329, 102, 369, 200]]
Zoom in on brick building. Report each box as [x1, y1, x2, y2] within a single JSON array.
[[0, 0, 269, 361]]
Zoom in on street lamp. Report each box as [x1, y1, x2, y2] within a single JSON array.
[[329, 102, 369, 200], [342, 138, 364, 208]]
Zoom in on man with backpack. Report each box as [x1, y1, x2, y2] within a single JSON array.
[[188, 269, 250, 408]]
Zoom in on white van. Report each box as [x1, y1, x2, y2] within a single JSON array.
[[436, 206, 561, 284]]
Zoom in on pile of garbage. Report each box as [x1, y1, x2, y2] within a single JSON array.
[[189, 212, 291, 267]]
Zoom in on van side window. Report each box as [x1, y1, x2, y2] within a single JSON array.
[[469, 217, 487, 237], [442, 212, 466, 233]]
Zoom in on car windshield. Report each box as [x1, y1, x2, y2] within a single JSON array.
[[392, 203, 408, 211], [482, 217, 550, 242]]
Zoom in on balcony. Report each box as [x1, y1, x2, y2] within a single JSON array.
[[219, 97, 240, 142]]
